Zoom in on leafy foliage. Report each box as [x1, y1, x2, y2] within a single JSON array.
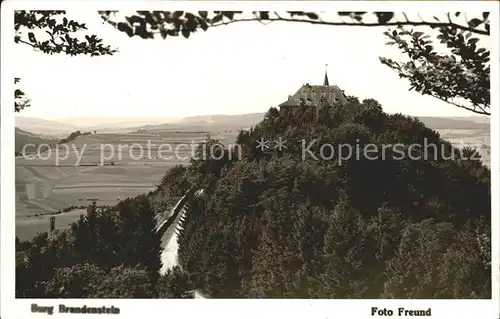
[[14, 78, 30, 112], [44, 263, 193, 298], [156, 266, 195, 298], [380, 12, 490, 115], [15, 10, 117, 56], [100, 11, 490, 41], [58, 130, 91, 144], [45, 263, 105, 298], [89, 265, 157, 298], [13, 10, 117, 112]]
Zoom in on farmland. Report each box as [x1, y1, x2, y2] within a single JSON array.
[[15, 127, 240, 240]]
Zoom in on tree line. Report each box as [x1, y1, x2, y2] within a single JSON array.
[[16, 197, 194, 298]]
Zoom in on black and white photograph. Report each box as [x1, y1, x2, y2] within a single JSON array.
[[1, 1, 499, 318]]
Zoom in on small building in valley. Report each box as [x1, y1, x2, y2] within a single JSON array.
[[278, 68, 348, 120]]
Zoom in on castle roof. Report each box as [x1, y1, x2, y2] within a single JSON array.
[[278, 83, 348, 108], [279, 68, 347, 108]]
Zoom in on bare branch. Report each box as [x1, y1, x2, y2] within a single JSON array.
[[207, 16, 489, 35], [431, 94, 490, 116]]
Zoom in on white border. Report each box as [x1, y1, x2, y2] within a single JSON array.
[[1, 1, 499, 319]]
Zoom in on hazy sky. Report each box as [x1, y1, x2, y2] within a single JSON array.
[[14, 10, 491, 120]]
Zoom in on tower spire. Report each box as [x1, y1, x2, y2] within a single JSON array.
[[323, 64, 329, 86]]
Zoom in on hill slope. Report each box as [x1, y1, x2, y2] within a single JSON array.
[[15, 127, 59, 153], [16, 116, 78, 137], [156, 98, 491, 298], [14, 97, 491, 299]]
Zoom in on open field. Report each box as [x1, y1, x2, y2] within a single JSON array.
[[15, 128, 240, 240], [16, 209, 87, 241]]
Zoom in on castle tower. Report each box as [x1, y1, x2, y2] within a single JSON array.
[[278, 66, 347, 120], [323, 64, 329, 86]]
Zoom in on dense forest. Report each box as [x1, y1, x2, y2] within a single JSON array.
[[15, 96, 491, 298]]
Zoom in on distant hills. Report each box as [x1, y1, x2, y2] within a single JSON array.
[[56, 116, 182, 129], [140, 113, 490, 131], [459, 116, 490, 124], [416, 116, 489, 130], [15, 116, 182, 136], [16, 117, 80, 137], [180, 113, 265, 126], [15, 113, 489, 138]]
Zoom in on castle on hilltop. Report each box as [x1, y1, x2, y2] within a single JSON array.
[[278, 67, 348, 121]]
